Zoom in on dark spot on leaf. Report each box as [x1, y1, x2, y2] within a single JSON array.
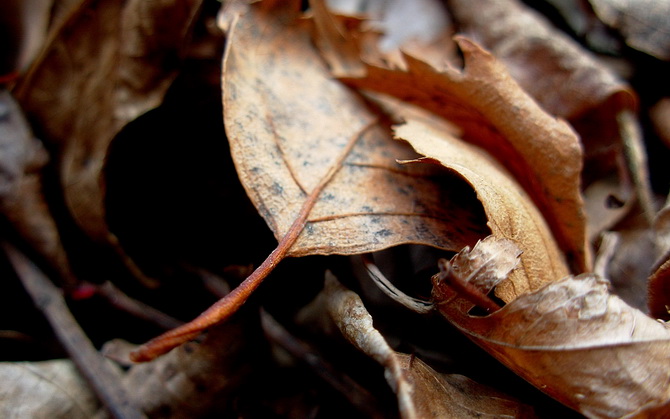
[[272, 182, 284, 196], [376, 229, 393, 237]]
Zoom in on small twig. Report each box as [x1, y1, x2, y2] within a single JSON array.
[[260, 309, 385, 419], [130, 121, 375, 362], [433, 258, 501, 313], [2, 242, 146, 419], [618, 110, 656, 224], [361, 254, 434, 314], [594, 232, 620, 278], [93, 281, 184, 330]]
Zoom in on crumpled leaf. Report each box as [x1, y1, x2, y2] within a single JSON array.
[[336, 35, 588, 274], [434, 252, 670, 418], [432, 236, 522, 313], [0, 359, 100, 419], [14, 0, 202, 246], [222, 1, 489, 257], [589, 0, 670, 60], [323, 273, 535, 419], [445, 0, 652, 228], [395, 115, 569, 302]]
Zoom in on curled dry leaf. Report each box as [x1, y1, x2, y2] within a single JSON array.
[[434, 267, 670, 418], [323, 273, 535, 419], [445, 0, 652, 226], [446, 0, 635, 120], [432, 236, 522, 313], [13, 0, 202, 245], [395, 116, 569, 302], [223, 1, 489, 257], [0, 90, 76, 286], [337, 36, 588, 274]]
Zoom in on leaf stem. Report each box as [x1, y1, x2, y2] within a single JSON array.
[[130, 120, 375, 362], [433, 258, 501, 314]]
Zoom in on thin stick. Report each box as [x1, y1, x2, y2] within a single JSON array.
[[618, 110, 655, 223], [362, 254, 434, 314], [3, 242, 146, 419], [434, 258, 501, 313], [130, 121, 375, 362], [93, 281, 184, 330]]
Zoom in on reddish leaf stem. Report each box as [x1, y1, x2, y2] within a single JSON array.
[[130, 121, 374, 362], [433, 259, 501, 313]]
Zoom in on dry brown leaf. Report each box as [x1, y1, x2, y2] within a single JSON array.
[[222, 1, 489, 257], [446, 0, 635, 120], [599, 214, 657, 311], [0, 360, 100, 419], [434, 264, 670, 418], [105, 318, 259, 418], [395, 116, 569, 302], [445, 0, 653, 226], [323, 273, 535, 419], [589, 0, 670, 60], [337, 36, 588, 274], [13, 0, 202, 245], [0, 90, 76, 286], [130, 0, 491, 362]]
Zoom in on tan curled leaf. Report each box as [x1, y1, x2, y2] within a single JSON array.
[[339, 36, 588, 273], [14, 0, 202, 243], [395, 116, 569, 301], [434, 272, 670, 418], [445, 0, 652, 227], [324, 273, 535, 419], [223, 1, 489, 257]]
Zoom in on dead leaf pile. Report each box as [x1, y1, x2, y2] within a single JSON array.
[[2, 0, 670, 417]]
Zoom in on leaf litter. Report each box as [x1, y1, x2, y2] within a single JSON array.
[[2, 0, 670, 417]]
